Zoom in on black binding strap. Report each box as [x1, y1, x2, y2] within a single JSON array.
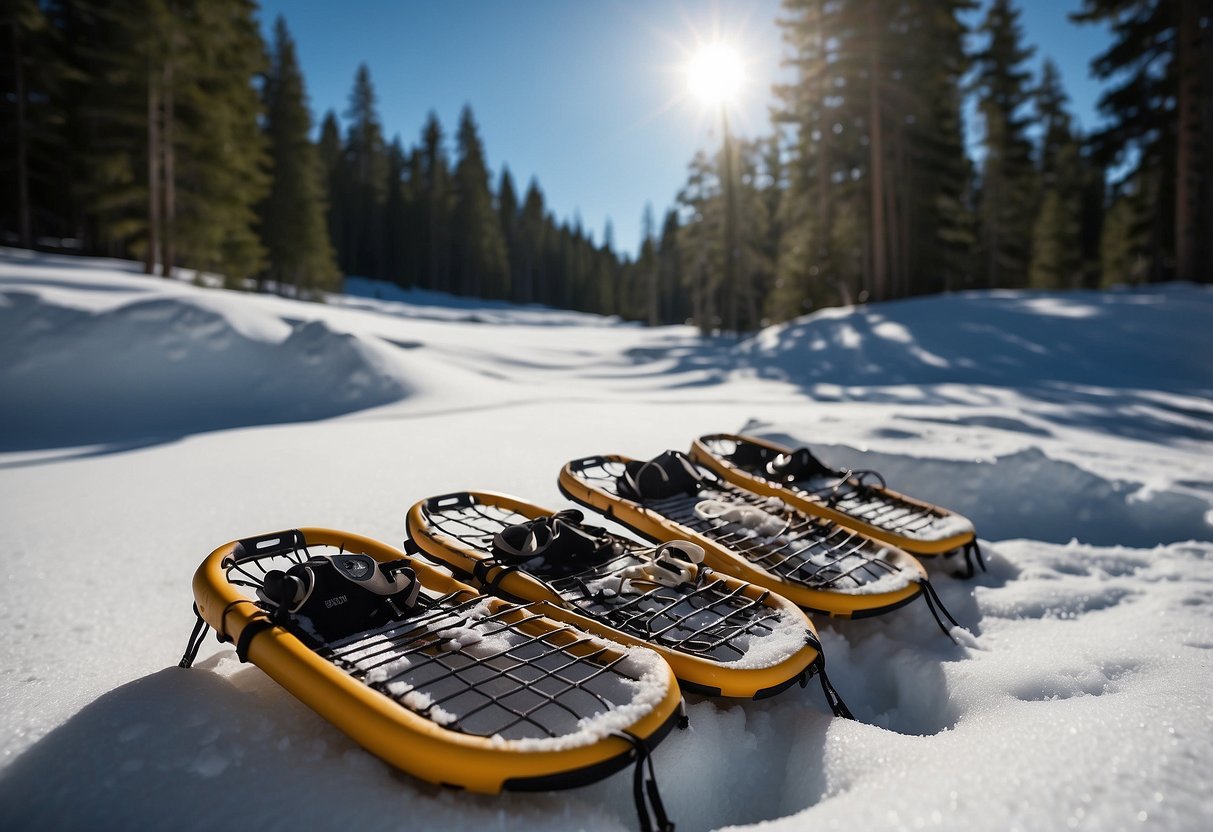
[[178, 604, 211, 668], [961, 540, 986, 578], [617, 451, 703, 502], [615, 732, 674, 832], [918, 579, 961, 643], [804, 632, 853, 719], [235, 617, 276, 663]]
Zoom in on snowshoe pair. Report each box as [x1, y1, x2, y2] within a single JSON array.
[[182, 527, 680, 832], [558, 447, 965, 639]]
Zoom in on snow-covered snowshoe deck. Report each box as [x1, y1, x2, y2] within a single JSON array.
[[408, 492, 850, 709], [184, 527, 683, 795], [693, 434, 981, 571], [559, 454, 959, 632]]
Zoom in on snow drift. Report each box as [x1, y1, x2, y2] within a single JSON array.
[[0, 287, 410, 450]]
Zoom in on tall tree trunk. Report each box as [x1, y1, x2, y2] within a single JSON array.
[[12, 20, 31, 249], [1175, 0, 1200, 282], [867, 0, 887, 303], [161, 58, 175, 278], [146, 57, 160, 276]]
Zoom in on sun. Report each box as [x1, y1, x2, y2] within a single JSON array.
[[686, 42, 745, 107]]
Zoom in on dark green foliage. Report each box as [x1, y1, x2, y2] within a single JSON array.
[[1072, 0, 1212, 283], [450, 105, 508, 299], [973, 0, 1036, 288], [259, 16, 337, 295]]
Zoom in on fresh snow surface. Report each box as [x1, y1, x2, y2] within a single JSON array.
[[1, 246, 1212, 831]]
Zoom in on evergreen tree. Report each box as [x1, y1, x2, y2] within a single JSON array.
[[497, 166, 523, 300], [317, 109, 344, 261], [1028, 59, 1084, 289], [1073, 0, 1212, 283], [340, 63, 387, 278], [639, 203, 659, 325], [657, 208, 685, 323], [972, 0, 1037, 288], [518, 178, 547, 304], [418, 112, 451, 291], [258, 16, 337, 295], [450, 105, 508, 299], [381, 136, 408, 285]]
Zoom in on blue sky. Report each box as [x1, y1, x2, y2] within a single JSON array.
[[259, 0, 1113, 257]]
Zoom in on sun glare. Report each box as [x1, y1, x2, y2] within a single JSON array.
[[686, 42, 745, 107]]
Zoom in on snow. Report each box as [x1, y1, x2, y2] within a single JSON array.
[[1, 246, 1212, 831]]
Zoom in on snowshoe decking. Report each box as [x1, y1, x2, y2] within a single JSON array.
[[691, 433, 983, 573], [558, 452, 961, 635], [181, 527, 684, 802], [407, 491, 851, 712]]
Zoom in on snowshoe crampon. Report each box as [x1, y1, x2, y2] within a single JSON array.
[[691, 433, 983, 573], [408, 492, 850, 710], [558, 453, 962, 636], [182, 527, 684, 794]]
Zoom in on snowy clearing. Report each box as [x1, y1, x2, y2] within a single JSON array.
[[1, 246, 1211, 831]]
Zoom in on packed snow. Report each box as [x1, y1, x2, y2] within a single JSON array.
[[1, 246, 1211, 831]]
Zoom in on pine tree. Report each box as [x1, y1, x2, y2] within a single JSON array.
[[450, 105, 508, 299], [518, 178, 547, 304], [317, 109, 344, 262], [340, 63, 387, 278], [497, 166, 522, 300], [1028, 59, 1084, 289], [639, 203, 659, 325], [1073, 0, 1212, 283], [972, 0, 1037, 288], [657, 208, 685, 324], [418, 112, 451, 291], [258, 16, 337, 295], [381, 136, 408, 286]]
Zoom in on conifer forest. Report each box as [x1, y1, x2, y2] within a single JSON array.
[[2, 0, 1211, 333]]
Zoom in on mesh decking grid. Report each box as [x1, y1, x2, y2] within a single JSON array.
[[223, 547, 642, 742], [570, 457, 903, 592], [421, 500, 790, 663], [702, 436, 946, 538]]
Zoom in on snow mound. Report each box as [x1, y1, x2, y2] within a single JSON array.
[[0, 290, 410, 450], [739, 285, 1213, 394]]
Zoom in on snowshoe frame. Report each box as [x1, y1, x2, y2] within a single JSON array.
[[186, 527, 683, 794]]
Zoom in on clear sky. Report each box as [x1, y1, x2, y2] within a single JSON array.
[[259, 0, 1113, 257]]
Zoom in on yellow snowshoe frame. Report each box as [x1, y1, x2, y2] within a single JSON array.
[[690, 433, 975, 556], [558, 455, 928, 619], [190, 527, 683, 794], [407, 491, 822, 700]]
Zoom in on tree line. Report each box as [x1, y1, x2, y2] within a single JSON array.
[[2, 0, 1210, 332]]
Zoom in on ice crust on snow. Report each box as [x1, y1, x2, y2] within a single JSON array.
[[1, 249, 1212, 832]]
